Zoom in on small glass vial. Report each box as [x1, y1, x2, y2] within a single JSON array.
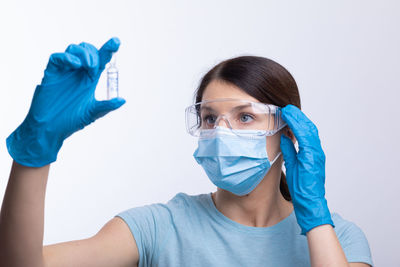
[[107, 54, 119, 99]]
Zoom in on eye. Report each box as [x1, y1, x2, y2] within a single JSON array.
[[240, 113, 254, 123], [204, 114, 217, 125]]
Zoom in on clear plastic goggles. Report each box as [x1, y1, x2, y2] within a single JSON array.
[[185, 98, 287, 137]]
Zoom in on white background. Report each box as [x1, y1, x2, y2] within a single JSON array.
[[0, 0, 399, 265]]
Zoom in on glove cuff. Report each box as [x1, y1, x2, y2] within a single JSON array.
[[294, 198, 335, 235], [6, 121, 63, 167]]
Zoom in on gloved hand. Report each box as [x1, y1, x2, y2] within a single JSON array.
[[6, 37, 126, 167], [280, 104, 334, 235]]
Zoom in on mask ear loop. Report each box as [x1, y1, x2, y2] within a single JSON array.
[[265, 125, 285, 167], [265, 147, 283, 179], [270, 151, 282, 166], [260, 137, 283, 178]]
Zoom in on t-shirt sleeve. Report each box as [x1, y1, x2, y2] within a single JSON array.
[[332, 213, 374, 266], [115, 202, 174, 267]]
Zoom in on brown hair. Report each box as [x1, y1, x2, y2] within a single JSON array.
[[194, 56, 301, 201]]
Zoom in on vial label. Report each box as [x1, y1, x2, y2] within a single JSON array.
[[107, 72, 119, 99]]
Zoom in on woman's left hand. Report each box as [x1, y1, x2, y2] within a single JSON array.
[[279, 104, 334, 235]]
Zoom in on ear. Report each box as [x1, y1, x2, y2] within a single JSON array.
[[282, 126, 297, 144]]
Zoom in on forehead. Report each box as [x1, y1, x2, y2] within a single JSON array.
[[202, 80, 260, 103]]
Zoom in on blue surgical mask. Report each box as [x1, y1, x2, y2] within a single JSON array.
[[193, 127, 282, 196]]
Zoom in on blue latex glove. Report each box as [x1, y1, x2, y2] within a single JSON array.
[[280, 104, 334, 235], [6, 37, 126, 167]]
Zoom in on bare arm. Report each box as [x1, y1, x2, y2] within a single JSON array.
[[43, 217, 138, 267], [307, 224, 371, 267], [0, 161, 49, 267], [0, 161, 139, 267]]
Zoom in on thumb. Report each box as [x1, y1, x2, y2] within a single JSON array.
[[280, 134, 297, 170], [91, 97, 126, 120]]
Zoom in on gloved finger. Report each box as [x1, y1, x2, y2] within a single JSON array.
[[280, 134, 297, 170], [281, 104, 320, 146], [46, 52, 82, 72], [98, 37, 120, 71], [65, 44, 98, 76], [90, 97, 126, 121], [80, 42, 100, 77]]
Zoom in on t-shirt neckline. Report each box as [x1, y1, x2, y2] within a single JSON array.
[[203, 192, 296, 235]]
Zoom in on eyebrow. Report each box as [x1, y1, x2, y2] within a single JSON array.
[[199, 104, 253, 113]]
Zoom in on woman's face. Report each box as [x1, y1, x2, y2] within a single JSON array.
[[202, 79, 284, 161]]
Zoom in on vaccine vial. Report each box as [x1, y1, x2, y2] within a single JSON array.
[[107, 54, 119, 99]]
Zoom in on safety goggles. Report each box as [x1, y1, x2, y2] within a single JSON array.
[[185, 98, 287, 137]]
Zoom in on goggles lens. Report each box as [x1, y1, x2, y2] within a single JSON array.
[[185, 98, 287, 137]]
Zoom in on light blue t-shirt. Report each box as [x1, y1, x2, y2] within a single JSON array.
[[116, 192, 373, 267]]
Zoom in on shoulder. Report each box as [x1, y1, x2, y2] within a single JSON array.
[[113, 192, 209, 264], [115, 192, 209, 227], [331, 212, 368, 242], [331, 212, 373, 266]]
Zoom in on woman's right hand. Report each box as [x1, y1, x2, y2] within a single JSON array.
[[6, 37, 126, 167]]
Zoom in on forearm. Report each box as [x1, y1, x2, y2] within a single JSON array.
[[0, 160, 50, 267], [307, 224, 349, 267]]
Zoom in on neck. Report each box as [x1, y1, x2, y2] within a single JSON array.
[[211, 156, 293, 227]]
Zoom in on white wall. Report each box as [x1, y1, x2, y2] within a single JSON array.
[[0, 0, 399, 265]]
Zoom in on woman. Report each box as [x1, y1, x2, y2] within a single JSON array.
[[0, 38, 372, 267]]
